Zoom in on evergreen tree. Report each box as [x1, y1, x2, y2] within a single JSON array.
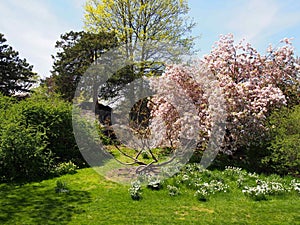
[[48, 31, 117, 102], [0, 33, 37, 96]]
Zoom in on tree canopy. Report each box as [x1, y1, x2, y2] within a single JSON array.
[[47, 31, 117, 102], [0, 33, 37, 96], [84, 0, 195, 67], [149, 34, 300, 156]]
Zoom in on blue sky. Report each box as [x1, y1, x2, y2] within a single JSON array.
[[1, 0, 300, 78]]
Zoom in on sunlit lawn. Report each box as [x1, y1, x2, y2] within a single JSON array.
[[0, 168, 299, 225]]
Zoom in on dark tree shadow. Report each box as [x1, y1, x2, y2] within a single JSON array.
[[0, 183, 91, 224]]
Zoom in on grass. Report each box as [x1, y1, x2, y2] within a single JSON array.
[[0, 167, 299, 225], [105, 145, 172, 164]]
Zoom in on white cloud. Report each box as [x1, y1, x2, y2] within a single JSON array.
[[0, 0, 82, 78], [188, 0, 300, 56], [226, 0, 278, 42], [225, 0, 300, 45]]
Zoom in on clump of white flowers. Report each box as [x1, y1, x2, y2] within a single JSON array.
[[195, 180, 229, 201], [291, 179, 300, 194], [242, 180, 287, 201], [129, 180, 142, 200]]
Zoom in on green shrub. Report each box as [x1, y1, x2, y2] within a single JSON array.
[[0, 124, 54, 181], [97, 124, 115, 145], [290, 179, 300, 194], [0, 93, 15, 110], [16, 93, 84, 166], [194, 189, 209, 201], [262, 105, 300, 175], [0, 92, 86, 182], [55, 180, 70, 193], [54, 161, 78, 176]]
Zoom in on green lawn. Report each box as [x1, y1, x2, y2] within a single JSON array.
[[0, 168, 299, 225]]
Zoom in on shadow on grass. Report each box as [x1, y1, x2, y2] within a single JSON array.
[[0, 183, 91, 224]]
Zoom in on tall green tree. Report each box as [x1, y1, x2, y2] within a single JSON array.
[[84, 0, 196, 70], [83, 0, 196, 121], [0, 33, 37, 96], [48, 31, 117, 102]]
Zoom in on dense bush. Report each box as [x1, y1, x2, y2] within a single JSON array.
[[0, 94, 16, 110], [0, 92, 85, 182], [0, 124, 54, 181], [262, 105, 300, 175], [16, 93, 84, 166]]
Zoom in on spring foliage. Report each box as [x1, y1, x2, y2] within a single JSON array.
[[84, 0, 195, 61], [0, 92, 83, 182], [263, 105, 300, 175]]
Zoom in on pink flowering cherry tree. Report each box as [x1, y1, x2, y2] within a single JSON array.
[[149, 34, 300, 157]]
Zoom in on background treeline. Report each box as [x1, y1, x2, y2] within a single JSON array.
[[1, 90, 298, 182]]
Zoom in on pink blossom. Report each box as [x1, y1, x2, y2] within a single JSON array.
[[149, 34, 300, 153]]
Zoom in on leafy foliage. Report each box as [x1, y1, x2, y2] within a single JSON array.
[[242, 180, 287, 201], [54, 161, 78, 176], [0, 33, 37, 96], [0, 92, 84, 182], [167, 185, 180, 196], [18, 93, 83, 165], [47, 30, 117, 102], [55, 180, 70, 193], [84, 0, 196, 61], [263, 105, 300, 175], [0, 124, 53, 182], [146, 175, 162, 190]]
